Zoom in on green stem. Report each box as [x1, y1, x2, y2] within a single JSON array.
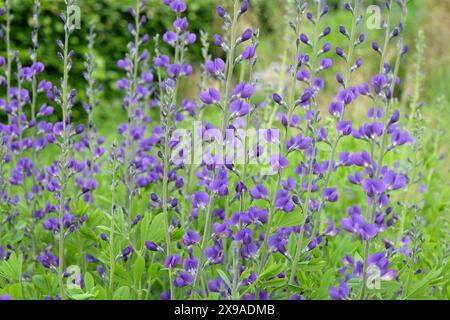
[[189, 192, 215, 298], [360, 25, 405, 300], [124, 0, 141, 241], [109, 151, 118, 298], [190, 0, 240, 299], [5, 0, 12, 125]]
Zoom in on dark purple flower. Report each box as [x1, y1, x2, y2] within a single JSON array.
[[183, 229, 200, 246], [275, 190, 295, 213], [318, 58, 333, 70], [145, 241, 159, 251], [199, 88, 220, 105], [329, 282, 350, 300], [249, 183, 268, 200], [170, 0, 186, 13], [322, 188, 338, 202], [230, 99, 250, 117], [164, 253, 182, 268], [205, 58, 225, 77], [191, 191, 210, 208], [362, 179, 385, 198], [241, 45, 256, 60]]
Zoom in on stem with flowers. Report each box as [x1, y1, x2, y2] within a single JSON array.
[[190, 0, 241, 299], [360, 0, 407, 300], [257, 0, 306, 288], [109, 143, 119, 298], [311, 0, 362, 242], [123, 0, 143, 243], [3, 0, 12, 125], [56, 1, 76, 300], [289, 0, 325, 286]]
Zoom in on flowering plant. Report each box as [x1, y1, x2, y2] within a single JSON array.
[[0, 0, 447, 301]]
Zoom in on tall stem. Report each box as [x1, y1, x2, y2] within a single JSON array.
[[124, 0, 141, 241], [257, 3, 304, 288], [189, 192, 215, 298], [190, 1, 240, 299], [5, 0, 12, 125]]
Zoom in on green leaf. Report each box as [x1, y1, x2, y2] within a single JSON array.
[[7, 283, 23, 299], [317, 269, 334, 299], [148, 264, 160, 278], [404, 268, 443, 299], [69, 291, 94, 300], [148, 213, 165, 243], [84, 272, 95, 292], [239, 267, 252, 282], [216, 269, 232, 289], [133, 255, 145, 283], [274, 212, 303, 229], [259, 259, 284, 282], [0, 252, 23, 283], [113, 286, 131, 300]]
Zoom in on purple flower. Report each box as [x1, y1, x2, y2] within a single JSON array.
[[249, 183, 268, 200], [297, 69, 310, 82], [191, 191, 210, 208], [145, 241, 159, 251], [229, 99, 249, 117], [350, 150, 372, 167], [329, 282, 350, 300], [275, 190, 295, 213], [328, 101, 343, 117], [205, 240, 223, 264], [240, 0, 249, 14], [183, 229, 200, 246], [214, 34, 223, 47], [391, 130, 412, 146], [268, 234, 288, 255], [163, 31, 177, 45], [362, 179, 385, 198], [154, 55, 170, 68], [269, 154, 288, 172], [174, 272, 193, 287], [241, 45, 256, 60], [240, 28, 253, 42], [322, 188, 338, 202], [371, 74, 387, 94], [272, 93, 283, 105], [286, 134, 311, 151], [337, 121, 352, 135], [170, 0, 186, 13], [164, 253, 182, 268], [341, 210, 377, 240], [217, 5, 226, 17], [173, 17, 188, 31], [205, 58, 225, 77], [199, 88, 220, 105], [318, 58, 333, 70], [337, 87, 358, 105], [232, 81, 254, 99]]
